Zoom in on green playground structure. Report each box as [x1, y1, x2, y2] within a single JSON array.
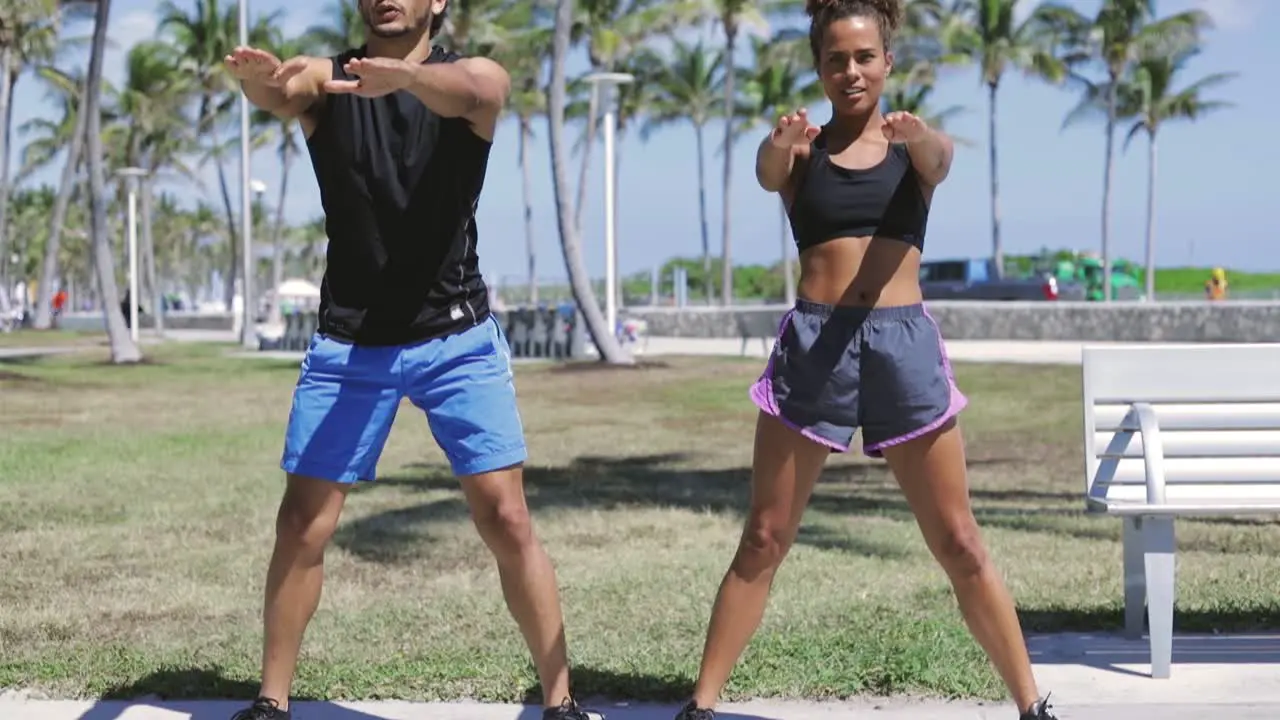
[[1046, 254, 1142, 301]]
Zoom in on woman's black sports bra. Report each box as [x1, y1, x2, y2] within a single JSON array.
[[786, 131, 930, 253]]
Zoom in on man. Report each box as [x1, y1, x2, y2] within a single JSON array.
[[223, 2, 599, 719]]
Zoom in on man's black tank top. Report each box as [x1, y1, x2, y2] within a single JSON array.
[[306, 45, 492, 346], [787, 131, 929, 253]]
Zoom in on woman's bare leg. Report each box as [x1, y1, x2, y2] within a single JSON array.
[[689, 412, 830, 709], [878, 420, 1043, 714]]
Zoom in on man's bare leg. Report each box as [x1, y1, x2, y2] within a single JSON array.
[[460, 464, 572, 708], [257, 474, 349, 709]]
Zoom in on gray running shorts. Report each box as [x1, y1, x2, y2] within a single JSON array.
[[749, 300, 967, 456]]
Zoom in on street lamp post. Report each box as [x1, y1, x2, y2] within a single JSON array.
[[117, 167, 147, 344], [238, 0, 255, 348], [583, 72, 633, 338]]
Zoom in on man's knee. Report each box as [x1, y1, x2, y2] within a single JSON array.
[[466, 471, 536, 559], [276, 475, 346, 556]]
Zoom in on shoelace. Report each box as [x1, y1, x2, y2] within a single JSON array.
[[231, 697, 285, 720], [1025, 693, 1058, 720], [545, 697, 600, 720]]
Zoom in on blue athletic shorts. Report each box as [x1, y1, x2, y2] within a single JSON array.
[[280, 314, 527, 482]]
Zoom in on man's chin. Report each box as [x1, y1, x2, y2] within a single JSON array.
[[367, 22, 412, 38]]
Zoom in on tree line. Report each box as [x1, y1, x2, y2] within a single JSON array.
[[0, 0, 1233, 364]]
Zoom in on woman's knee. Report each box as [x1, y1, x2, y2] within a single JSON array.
[[733, 515, 794, 579], [931, 518, 990, 579]]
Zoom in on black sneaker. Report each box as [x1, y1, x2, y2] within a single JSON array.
[[543, 697, 605, 720], [230, 697, 290, 720], [1020, 694, 1059, 720], [674, 699, 715, 720]]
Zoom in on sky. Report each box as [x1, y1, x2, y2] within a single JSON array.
[[9, 0, 1277, 289]]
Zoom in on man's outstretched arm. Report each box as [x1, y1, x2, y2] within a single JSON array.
[[226, 46, 330, 120], [325, 56, 511, 140]]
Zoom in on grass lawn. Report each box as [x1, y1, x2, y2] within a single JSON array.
[[2, 344, 1279, 704]]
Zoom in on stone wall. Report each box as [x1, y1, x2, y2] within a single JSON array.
[[623, 301, 1280, 343]]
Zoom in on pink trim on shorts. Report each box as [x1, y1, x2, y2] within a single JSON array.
[[861, 306, 968, 458], [748, 309, 851, 453]]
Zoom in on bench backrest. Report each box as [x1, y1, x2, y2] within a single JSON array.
[[1081, 344, 1280, 505]]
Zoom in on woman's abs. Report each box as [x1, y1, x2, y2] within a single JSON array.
[[797, 235, 923, 307]]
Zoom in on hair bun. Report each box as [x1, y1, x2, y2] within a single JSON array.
[[805, 0, 903, 32], [804, 0, 839, 18]]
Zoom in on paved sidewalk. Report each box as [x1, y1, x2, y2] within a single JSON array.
[[0, 697, 1271, 720]]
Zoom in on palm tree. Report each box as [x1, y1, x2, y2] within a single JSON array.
[[569, 0, 699, 237], [644, 38, 723, 302], [253, 35, 310, 324], [959, 0, 1068, 278], [159, 0, 275, 309], [739, 34, 821, 306], [1067, 47, 1233, 302], [0, 0, 60, 314], [1051, 0, 1210, 301], [712, 0, 797, 305], [549, 0, 632, 364], [84, 0, 141, 362], [495, 32, 550, 305], [26, 65, 86, 330]]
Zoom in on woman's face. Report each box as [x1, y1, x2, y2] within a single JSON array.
[[816, 15, 892, 116]]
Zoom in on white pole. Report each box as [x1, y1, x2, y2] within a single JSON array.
[[127, 178, 139, 343], [603, 92, 617, 338], [238, 0, 255, 348]]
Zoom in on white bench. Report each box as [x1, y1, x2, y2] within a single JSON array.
[[1081, 343, 1280, 679]]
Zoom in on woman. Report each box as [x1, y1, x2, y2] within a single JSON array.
[[673, 1, 1058, 719]]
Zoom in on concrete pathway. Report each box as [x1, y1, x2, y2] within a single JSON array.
[[0, 345, 82, 360], [6, 634, 1279, 719], [0, 697, 1269, 719]]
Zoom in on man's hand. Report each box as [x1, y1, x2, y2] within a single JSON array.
[[324, 57, 416, 98], [882, 111, 930, 144], [224, 46, 309, 88], [768, 107, 821, 149]]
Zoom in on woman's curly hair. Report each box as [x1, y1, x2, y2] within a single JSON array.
[[805, 0, 903, 60]]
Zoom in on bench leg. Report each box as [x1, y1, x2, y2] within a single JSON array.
[[1122, 516, 1146, 640], [1142, 516, 1176, 679]]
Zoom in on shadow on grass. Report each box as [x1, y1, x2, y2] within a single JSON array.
[[524, 665, 693, 705], [74, 668, 387, 720], [334, 453, 1097, 563], [1020, 606, 1280, 635]]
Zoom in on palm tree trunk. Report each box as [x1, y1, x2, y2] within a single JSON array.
[[32, 74, 90, 330], [1143, 129, 1158, 303], [519, 115, 537, 304], [85, 0, 141, 362], [780, 200, 795, 305], [270, 139, 293, 324], [209, 122, 240, 310], [549, 0, 631, 365], [1101, 77, 1118, 303], [142, 176, 162, 336], [694, 121, 712, 303], [573, 80, 600, 234], [0, 48, 14, 315], [987, 82, 1002, 278], [720, 21, 737, 306]]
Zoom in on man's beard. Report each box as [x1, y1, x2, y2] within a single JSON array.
[[363, 9, 432, 38]]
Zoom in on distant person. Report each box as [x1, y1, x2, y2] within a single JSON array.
[[673, 1, 1059, 719], [52, 289, 68, 328], [222, 1, 599, 719], [1205, 267, 1227, 301]]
